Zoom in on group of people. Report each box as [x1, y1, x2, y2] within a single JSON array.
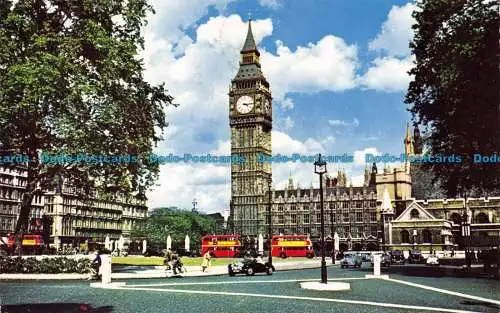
[[164, 249, 185, 275]]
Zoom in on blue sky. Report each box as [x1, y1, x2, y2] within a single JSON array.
[[143, 0, 417, 214]]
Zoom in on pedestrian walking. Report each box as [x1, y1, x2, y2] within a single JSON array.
[[202, 250, 212, 272], [87, 250, 101, 280]]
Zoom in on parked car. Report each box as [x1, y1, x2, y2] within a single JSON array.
[[360, 252, 372, 262], [341, 253, 362, 268], [408, 250, 425, 264], [390, 250, 405, 265], [426, 255, 439, 266], [228, 258, 273, 276], [371, 252, 391, 267]]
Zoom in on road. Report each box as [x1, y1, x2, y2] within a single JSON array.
[[0, 264, 499, 313]]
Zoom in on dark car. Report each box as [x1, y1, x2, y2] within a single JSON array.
[[390, 250, 405, 264], [371, 252, 391, 267], [408, 250, 425, 264], [228, 258, 273, 276], [143, 248, 164, 257]]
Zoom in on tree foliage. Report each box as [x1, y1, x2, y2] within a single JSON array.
[[131, 208, 222, 251], [406, 0, 500, 197], [0, 0, 176, 250]]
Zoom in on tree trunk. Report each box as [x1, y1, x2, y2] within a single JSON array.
[[14, 162, 39, 256]]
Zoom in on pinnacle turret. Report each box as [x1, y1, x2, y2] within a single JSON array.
[[241, 19, 258, 54]]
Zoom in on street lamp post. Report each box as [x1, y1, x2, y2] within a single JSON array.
[[314, 154, 328, 284], [330, 203, 335, 264], [267, 177, 273, 268], [461, 192, 471, 271]]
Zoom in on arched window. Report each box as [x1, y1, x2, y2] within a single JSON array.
[[410, 209, 420, 219], [422, 229, 432, 243], [450, 213, 461, 225], [401, 230, 410, 243], [476, 212, 489, 223]]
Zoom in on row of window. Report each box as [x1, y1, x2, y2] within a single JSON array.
[[270, 227, 378, 238], [400, 229, 433, 243], [273, 194, 376, 202], [272, 213, 377, 224], [0, 176, 26, 187], [275, 202, 377, 211]]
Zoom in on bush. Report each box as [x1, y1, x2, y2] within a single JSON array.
[[0, 256, 93, 274]]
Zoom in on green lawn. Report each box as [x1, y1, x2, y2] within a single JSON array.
[[112, 256, 316, 266]]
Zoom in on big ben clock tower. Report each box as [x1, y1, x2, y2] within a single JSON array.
[[229, 19, 272, 236]]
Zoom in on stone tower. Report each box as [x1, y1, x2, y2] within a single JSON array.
[[229, 20, 272, 236]]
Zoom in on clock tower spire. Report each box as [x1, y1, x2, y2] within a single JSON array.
[[229, 19, 272, 237]]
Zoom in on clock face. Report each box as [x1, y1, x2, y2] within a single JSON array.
[[236, 95, 254, 114]]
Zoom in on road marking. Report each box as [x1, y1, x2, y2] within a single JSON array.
[[385, 277, 500, 306], [108, 285, 481, 313], [126, 277, 367, 287]]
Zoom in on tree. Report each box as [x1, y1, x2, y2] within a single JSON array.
[[0, 0, 176, 253], [131, 208, 219, 252], [406, 0, 500, 197], [410, 164, 445, 200]]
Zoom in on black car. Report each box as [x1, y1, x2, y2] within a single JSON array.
[[228, 258, 274, 276], [408, 250, 425, 264], [390, 250, 405, 265]]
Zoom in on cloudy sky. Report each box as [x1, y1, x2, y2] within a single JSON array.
[[142, 0, 417, 214]]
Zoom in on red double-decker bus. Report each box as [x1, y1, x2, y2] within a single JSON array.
[[0, 233, 45, 254], [272, 235, 314, 258], [201, 235, 241, 258]]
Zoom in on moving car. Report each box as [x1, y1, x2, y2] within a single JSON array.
[[426, 255, 439, 266], [228, 258, 273, 276], [341, 253, 362, 268], [371, 252, 391, 267]]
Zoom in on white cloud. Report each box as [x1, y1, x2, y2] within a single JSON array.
[[141, 12, 362, 211], [146, 0, 235, 43], [283, 116, 295, 130], [328, 118, 359, 127], [281, 97, 294, 109], [358, 56, 414, 92], [361, 3, 417, 92], [258, 0, 283, 10], [147, 163, 231, 212], [350, 175, 365, 187], [261, 35, 359, 105], [354, 147, 380, 167], [368, 3, 417, 57]]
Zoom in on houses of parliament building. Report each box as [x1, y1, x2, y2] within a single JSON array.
[[228, 20, 500, 252]]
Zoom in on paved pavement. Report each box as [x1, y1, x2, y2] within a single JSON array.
[[1, 265, 499, 313], [0, 257, 334, 280]]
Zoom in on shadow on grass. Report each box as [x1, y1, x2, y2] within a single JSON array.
[[2, 303, 113, 313]]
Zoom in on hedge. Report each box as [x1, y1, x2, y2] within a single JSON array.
[[0, 257, 93, 274]]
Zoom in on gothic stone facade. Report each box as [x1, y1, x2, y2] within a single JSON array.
[[385, 197, 500, 252], [258, 182, 379, 250], [0, 165, 147, 250], [229, 20, 272, 236]]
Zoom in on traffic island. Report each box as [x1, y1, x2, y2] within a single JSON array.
[[300, 281, 350, 291], [90, 281, 126, 289]]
